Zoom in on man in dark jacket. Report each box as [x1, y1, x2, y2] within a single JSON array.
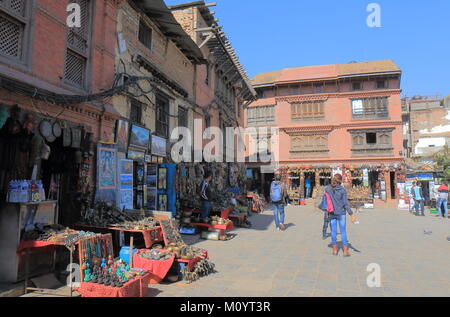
[[199, 171, 213, 220], [437, 182, 449, 218]]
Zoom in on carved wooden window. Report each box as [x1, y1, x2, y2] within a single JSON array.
[[349, 129, 394, 157], [290, 133, 329, 157], [291, 101, 325, 121], [138, 20, 152, 50], [352, 97, 389, 119], [247, 106, 275, 126], [0, 0, 31, 64], [64, 0, 92, 89]]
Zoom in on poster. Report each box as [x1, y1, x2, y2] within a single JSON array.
[[127, 149, 145, 161], [120, 175, 133, 190], [119, 190, 133, 210], [120, 159, 133, 175], [129, 125, 150, 150], [147, 163, 157, 188], [158, 194, 168, 211], [146, 187, 157, 210], [115, 119, 130, 153], [158, 167, 167, 190], [98, 148, 116, 189], [152, 135, 167, 157]]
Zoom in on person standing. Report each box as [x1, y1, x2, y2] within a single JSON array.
[[437, 182, 449, 219], [270, 174, 288, 231], [305, 177, 312, 198], [412, 182, 425, 217], [326, 174, 357, 257], [199, 171, 213, 220]]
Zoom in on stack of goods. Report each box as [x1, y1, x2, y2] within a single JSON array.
[[160, 219, 208, 260], [179, 211, 194, 226], [209, 216, 232, 227], [109, 217, 158, 231], [22, 224, 97, 248], [6, 179, 46, 203], [82, 259, 145, 287], [137, 250, 172, 261], [347, 186, 371, 201], [183, 259, 216, 284], [211, 191, 234, 213], [80, 200, 141, 227]]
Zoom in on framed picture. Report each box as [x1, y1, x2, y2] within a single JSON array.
[[158, 167, 167, 190], [98, 147, 116, 189], [119, 190, 133, 210], [115, 119, 130, 153], [120, 159, 133, 175], [127, 149, 145, 161], [158, 194, 168, 211], [129, 125, 150, 150], [146, 187, 157, 210], [151, 135, 167, 157]]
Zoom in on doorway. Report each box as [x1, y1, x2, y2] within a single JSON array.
[[390, 172, 396, 199], [304, 172, 316, 198]]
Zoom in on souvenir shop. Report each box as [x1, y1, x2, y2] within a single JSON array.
[[277, 163, 402, 206]]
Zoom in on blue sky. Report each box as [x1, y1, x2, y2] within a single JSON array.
[[166, 0, 450, 97]]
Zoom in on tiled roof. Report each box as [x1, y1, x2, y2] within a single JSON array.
[[252, 60, 401, 86]]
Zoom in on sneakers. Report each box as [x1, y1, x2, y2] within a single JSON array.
[[279, 224, 286, 231]]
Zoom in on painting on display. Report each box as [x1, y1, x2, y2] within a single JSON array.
[[120, 159, 133, 175], [158, 167, 167, 190], [98, 148, 116, 189], [151, 135, 167, 157], [115, 119, 130, 153], [120, 190, 133, 210], [146, 187, 157, 210], [127, 149, 145, 161], [129, 125, 150, 150], [158, 194, 168, 211], [120, 175, 133, 190]]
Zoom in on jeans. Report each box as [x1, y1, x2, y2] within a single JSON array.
[[201, 201, 212, 219], [323, 212, 331, 237], [306, 187, 311, 198], [414, 199, 425, 216], [330, 214, 348, 247], [437, 198, 448, 218], [272, 203, 285, 228]]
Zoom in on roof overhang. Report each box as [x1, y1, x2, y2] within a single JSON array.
[[131, 0, 205, 64]]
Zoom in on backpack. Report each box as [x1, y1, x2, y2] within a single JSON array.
[[319, 192, 335, 213], [270, 182, 282, 202]]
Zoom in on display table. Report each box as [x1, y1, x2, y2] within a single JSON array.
[[76, 224, 163, 249], [77, 273, 151, 297], [133, 250, 174, 284]]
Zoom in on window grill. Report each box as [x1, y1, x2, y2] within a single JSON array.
[[247, 106, 275, 127], [139, 20, 152, 50], [64, 50, 86, 87], [291, 101, 325, 121], [0, 13, 22, 58], [0, 0, 26, 17], [67, 0, 90, 54]]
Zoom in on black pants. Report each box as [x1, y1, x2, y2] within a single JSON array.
[[323, 212, 331, 236]]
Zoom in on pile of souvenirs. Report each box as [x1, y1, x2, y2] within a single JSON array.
[[183, 259, 216, 284], [80, 200, 159, 230], [138, 250, 172, 261], [82, 258, 145, 287], [22, 224, 97, 248], [347, 186, 371, 201], [160, 219, 209, 261], [209, 216, 232, 226], [6, 179, 46, 203]]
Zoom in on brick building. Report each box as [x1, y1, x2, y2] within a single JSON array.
[[246, 60, 404, 201], [402, 95, 450, 159], [0, 0, 120, 223], [170, 1, 256, 161]]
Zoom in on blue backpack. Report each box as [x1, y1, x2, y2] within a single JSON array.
[[270, 182, 282, 202]]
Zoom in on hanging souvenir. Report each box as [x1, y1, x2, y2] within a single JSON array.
[[71, 127, 82, 149], [63, 127, 72, 147], [39, 120, 53, 139], [52, 121, 62, 138]]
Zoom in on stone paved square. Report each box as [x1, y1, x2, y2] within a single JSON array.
[[152, 203, 450, 297]]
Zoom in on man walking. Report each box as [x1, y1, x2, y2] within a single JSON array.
[[437, 182, 449, 219], [412, 182, 425, 217], [270, 173, 288, 231]]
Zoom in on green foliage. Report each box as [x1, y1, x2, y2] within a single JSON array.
[[434, 145, 450, 180]]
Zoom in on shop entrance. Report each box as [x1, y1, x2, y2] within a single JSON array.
[[304, 172, 316, 198], [319, 172, 331, 186], [390, 172, 396, 199], [369, 171, 380, 198]]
